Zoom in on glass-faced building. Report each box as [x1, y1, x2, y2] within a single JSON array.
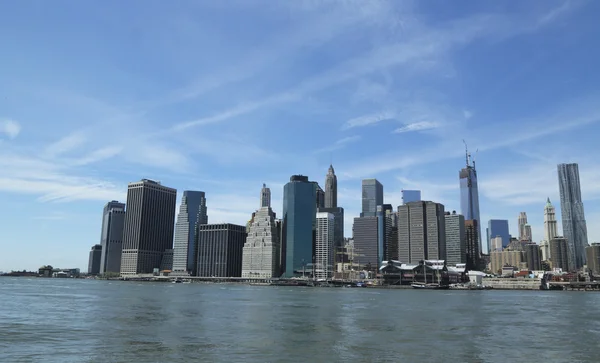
[[460, 161, 481, 255], [361, 179, 383, 217], [558, 163, 589, 269], [401, 190, 421, 205], [283, 175, 317, 277], [487, 219, 510, 253]]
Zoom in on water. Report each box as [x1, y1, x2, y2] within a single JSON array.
[[0, 278, 598, 362]]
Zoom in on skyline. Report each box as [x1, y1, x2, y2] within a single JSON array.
[[2, 0, 600, 271]]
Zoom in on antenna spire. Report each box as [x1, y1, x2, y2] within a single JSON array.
[[462, 139, 469, 167]]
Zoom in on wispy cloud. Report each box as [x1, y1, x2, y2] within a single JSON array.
[[45, 132, 87, 157], [342, 112, 395, 130], [0, 119, 21, 139], [393, 121, 441, 134], [314, 135, 362, 154], [70, 146, 123, 166]]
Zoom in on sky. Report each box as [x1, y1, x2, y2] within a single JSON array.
[[1, 0, 600, 271]]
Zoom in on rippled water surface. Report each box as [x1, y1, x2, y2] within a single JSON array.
[[1, 278, 598, 362]]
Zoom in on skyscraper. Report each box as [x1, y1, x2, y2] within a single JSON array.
[[319, 165, 345, 248], [315, 212, 334, 279], [401, 190, 421, 205], [315, 184, 325, 209], [445, 211, 466, 266], [99, 200, 125, 274], [352, 216, 379, 269], [282, 175, 317, 277], [558, 163, 589, 269], [397, 201, 446, 264], [385, 210, 399, 261], [196, 223, 247, 277], [544, 198, 559, 242], [525, 243, 542, 271], [361, 179, 383, 217], [550, 236, 570, 272], [325, 164, 337, 208], [518, 212, 528, 240], [242, 184, 280, 278], [88, 244, 102, 275], [465, 220, 480, 270], [486, 219, 510, 253], [172, 191, 208, 275], [376, 204, 393, 267], [120, 179, 177, 275], [459, 147, 481, 257]]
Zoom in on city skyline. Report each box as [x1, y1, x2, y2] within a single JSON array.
[[2, 1, 600, 271]]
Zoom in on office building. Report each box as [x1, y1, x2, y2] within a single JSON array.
[[518, 212, 528, 241], [465, 220, 480, 270], [490, 250, 526, 274], [398, 201, 446, 264], [459, 148, 482, 256], [445, 211, 466, 266], [487, 219, 510, 253], [376, 204, 393, 267], [385, 210, 399, 261], [196, 223, 247, 277], [352, 216, 379, 270], [401, 190, 421, 205], [490, 236, 503, 252], [160, 249, 173, 271], [558, 163, 589, 269], [282, 175, 317, 277], [525, 243, 542, 271], [586, 243, 600, 275], [315, 212, 334, 279], [242, 184, 281, 278], [361, 179, 383, 217], [550, 236, 570, 272], [88, 244, 102, 275], [120, 179, 177, 275], [172, 191, 208, 275], [544, 198, 559, 242], [325, 164, 337, 208], [315, 184, 325, 209], [98, 200, 126, 274]]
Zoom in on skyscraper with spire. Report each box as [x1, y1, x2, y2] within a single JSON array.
[[459, 143, 481, 263], [319, 165, 344, 249], [558, 163, 589, 269], [540, 198, 559, 261]]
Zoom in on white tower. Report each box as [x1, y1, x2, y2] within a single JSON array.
[[315, 212, 334, 280], [541, 197, 559, 261]]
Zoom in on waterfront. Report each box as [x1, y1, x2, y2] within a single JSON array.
[[1, 278, 599, 362]]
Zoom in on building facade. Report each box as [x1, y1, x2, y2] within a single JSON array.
[[487, 219, 510, 253], [489, 250, 526, 274], [544, 198, 559, 242], [550, 236, 570, 272], [282, 175, 317, 277], [398, 201, 446, 264], [315, 212, 334, 279], [585, 243, 600, 276], [445, 211, 466, 266], [88, 244, 102, 275], [385, 209, 399, 261], [361, 179, 383, 217], [401, 190, 421, 205], [376, 204, 393, 267], [558, 163, 589, 269], [490, 236, 503, 252], [99, 200, 125, 274], [196, 223, 247, 277], [518, 212, 528, 241], [352, 216, 379, 270], [120, 179, 177, 275], [465, 220, 480, 271], [325, 164, 337, 208], [172, 191, 208, 275], [459, 151, 482, 256], [242, 184, 280, 278], [524, 243, 542, 271]]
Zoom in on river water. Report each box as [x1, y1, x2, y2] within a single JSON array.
[[0, 278, 598, 362]]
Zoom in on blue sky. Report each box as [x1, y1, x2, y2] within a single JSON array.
[[1, 0, 600, 271]]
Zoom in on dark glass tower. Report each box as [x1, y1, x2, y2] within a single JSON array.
[[361, 179, 383, 217], [460, 147, 481, 258], [558, 163, 588, 269]]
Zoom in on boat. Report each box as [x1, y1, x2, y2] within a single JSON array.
[[411, 282, 449, 289]]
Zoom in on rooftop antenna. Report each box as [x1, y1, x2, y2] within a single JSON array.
[[462, 139, 470, 167], [473, 148, 479, 170]]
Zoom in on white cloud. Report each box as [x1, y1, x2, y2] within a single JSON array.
[[0, 119, 21, 139], [45, 132, 87, 157], [342, 112, 395, 130], [314, 135, 361, 154], [393, 121, 441, 134], [71, 146, 123, 166]]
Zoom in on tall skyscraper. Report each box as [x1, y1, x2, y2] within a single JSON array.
[[401, 190, 421, 205], [172, 191, 208, 275], [196, 223, 247, 277], [397, 201, 446, 264], [99, 200, 125, 274], [385, 210, 399, 261], [120, 179, 177, 275], [376, 204, 393, 267], [544, 198, 559, 242], [352, 216, 379, 269], [465, 220, 480, 270], [282, 175, 317, 277], [242, 184, 280, 278], [315, 212, 334, 279], [518, 212, 528, 240], [459, 147, 481, 256], [325, 164, 337, 208], [319, 165, 345, 248], [445, 211, 466, 266], [525, 243, 542, 271], [361, 179, 383, 217], [88, 244, 102, 275], [486, 219, 510, 253], [315, 184, 325, 209], [558, 163, 589, 269]]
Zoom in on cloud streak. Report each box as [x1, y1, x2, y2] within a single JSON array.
[[393, 121, 441, 134], [342, 112, 395, 130], [314, 135, 362, 154]]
